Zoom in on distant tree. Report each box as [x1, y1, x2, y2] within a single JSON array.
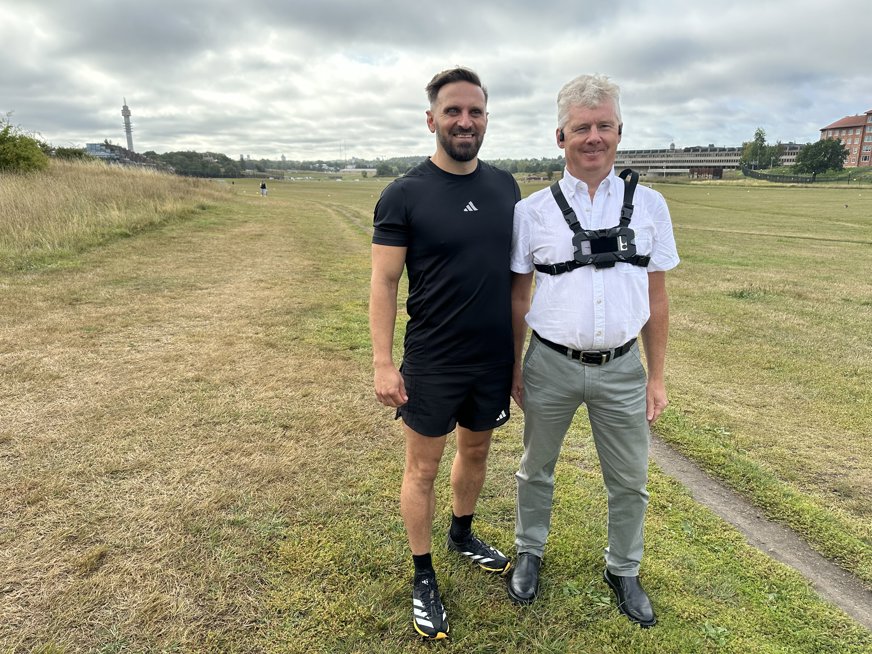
[[146, 150, 243, 177], [0, 117, 49, 173], [741, 127, 782, 169], [375, 162, 395, 177], [361, 170, 368, 178], [37, 138, 53, 155], [794, 139, 849, 178], [54, 146, 91, 160]]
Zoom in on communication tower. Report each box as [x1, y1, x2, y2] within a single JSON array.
[[121, 98, 134, 152]]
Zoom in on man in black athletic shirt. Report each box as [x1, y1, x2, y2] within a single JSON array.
[[370, 66, 521, 640]]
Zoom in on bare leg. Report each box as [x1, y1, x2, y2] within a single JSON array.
[[451, 427, 493, 517], [400, 425, 448, 555]]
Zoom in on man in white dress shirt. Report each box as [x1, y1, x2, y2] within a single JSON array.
[[506, 73, 679, 628]]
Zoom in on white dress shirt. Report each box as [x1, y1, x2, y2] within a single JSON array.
[[511, 167, 680, 351]]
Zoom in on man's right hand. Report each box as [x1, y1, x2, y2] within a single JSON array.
[[374, 364, 408, 407]]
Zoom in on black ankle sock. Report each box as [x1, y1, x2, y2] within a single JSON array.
[[413, 553, 434, 578], [449, 513, 473, 542]]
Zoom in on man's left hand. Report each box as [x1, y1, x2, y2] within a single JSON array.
[[646, 378, 668, 424]]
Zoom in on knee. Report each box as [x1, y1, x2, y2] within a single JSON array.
[[515, 464, 556, 487], [607, 475, 650, 502], [458, 440, 491, 467], [517, 450, 559, 481], [405, 456, 440, 486]]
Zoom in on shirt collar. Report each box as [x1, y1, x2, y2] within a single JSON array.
[[559, 167, 618, 201]]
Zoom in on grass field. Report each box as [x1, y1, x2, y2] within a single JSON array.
[[1, 163, 871, 652], [652, 182, 872, 584]]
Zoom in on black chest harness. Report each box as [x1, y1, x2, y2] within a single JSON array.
[[534, 168, 650, 274]]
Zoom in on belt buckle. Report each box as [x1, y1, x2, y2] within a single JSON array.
[[581, 350, 610, 365]]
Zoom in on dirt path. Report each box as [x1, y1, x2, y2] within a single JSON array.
[[650, 435, 872, 631]]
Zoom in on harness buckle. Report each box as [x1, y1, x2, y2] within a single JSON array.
[[581, 350, 611, 365]]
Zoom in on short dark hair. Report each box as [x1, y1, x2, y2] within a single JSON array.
[[425, 67, 488, 106]]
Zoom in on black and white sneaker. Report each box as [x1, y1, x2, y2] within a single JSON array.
[[447, 533, 512, 575], [412, 574, 449, 640]]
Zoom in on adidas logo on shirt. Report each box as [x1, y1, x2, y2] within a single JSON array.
[[463, 201, 479, 212]]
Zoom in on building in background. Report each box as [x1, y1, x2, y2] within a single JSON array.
[[122, 98, 134, 153], [86, 141, 163, 168], [615, 142, 802, 178], [819, 109, 872, 167]]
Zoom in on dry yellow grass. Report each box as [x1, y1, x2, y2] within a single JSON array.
[[0, 159, 228, 270], [1, 175, 342, 650]]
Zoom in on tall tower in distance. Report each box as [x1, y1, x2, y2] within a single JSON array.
[[121, 98, 134, 152]]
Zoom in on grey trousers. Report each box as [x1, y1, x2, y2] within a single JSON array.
[[515, 334, 650, 575]]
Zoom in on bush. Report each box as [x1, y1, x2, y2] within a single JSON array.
[[0, 118, 50, 173], [54, 146, 91, 161]]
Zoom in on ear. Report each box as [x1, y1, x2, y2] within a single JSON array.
[[426, 110, 436, 133], [556, 128, 565, 148]]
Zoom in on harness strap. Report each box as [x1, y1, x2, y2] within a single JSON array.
[[535, 168, 649, 274], [548, 168, 638, 234], [618, 168, 638, 226], [548, 182, 582, 234], [534, 253, 650, 275]]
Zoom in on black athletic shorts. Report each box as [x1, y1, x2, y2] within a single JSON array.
[[396, 363, 513, 437]]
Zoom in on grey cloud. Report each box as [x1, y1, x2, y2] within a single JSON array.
[[3, 0, 871, 160]]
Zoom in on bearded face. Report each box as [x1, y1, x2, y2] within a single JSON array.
[[427, 81, 488, 164]]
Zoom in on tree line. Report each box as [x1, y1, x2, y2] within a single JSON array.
[[741, 127, 849, 176], [0, 115, 851, 179]]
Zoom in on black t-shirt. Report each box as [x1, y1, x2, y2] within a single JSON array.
[[373, 158, 521, 373]]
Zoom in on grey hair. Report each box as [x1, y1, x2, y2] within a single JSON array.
[[556, 74, 622, 129]]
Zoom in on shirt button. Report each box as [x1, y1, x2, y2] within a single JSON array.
[[597, 299, 603, 304], [596, 331, 602, 336]]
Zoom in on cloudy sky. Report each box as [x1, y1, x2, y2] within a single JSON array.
[[2, 0, 870, 161]]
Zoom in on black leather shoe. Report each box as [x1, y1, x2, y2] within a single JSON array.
[[507, 553, 541, 604], [603, 569, 657, 627]]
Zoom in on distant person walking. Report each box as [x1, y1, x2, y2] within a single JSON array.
[[369, 66, 520, 640], [507, 73, 680, 628], [260, 181, 267, 196]]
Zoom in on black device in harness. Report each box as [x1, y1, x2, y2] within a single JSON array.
[[534, 168, 650, 274]]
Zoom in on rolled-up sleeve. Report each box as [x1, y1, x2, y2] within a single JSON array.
[[648, 193, 680, 272], [510, 200, 534, 274]]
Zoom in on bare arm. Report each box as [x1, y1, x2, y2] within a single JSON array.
[[369, 244, 408, 407], [640, 270, 669, 424], [511, 272, 534, 409]]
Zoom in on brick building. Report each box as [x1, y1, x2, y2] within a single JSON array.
[[819, 109, 872, 167]]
